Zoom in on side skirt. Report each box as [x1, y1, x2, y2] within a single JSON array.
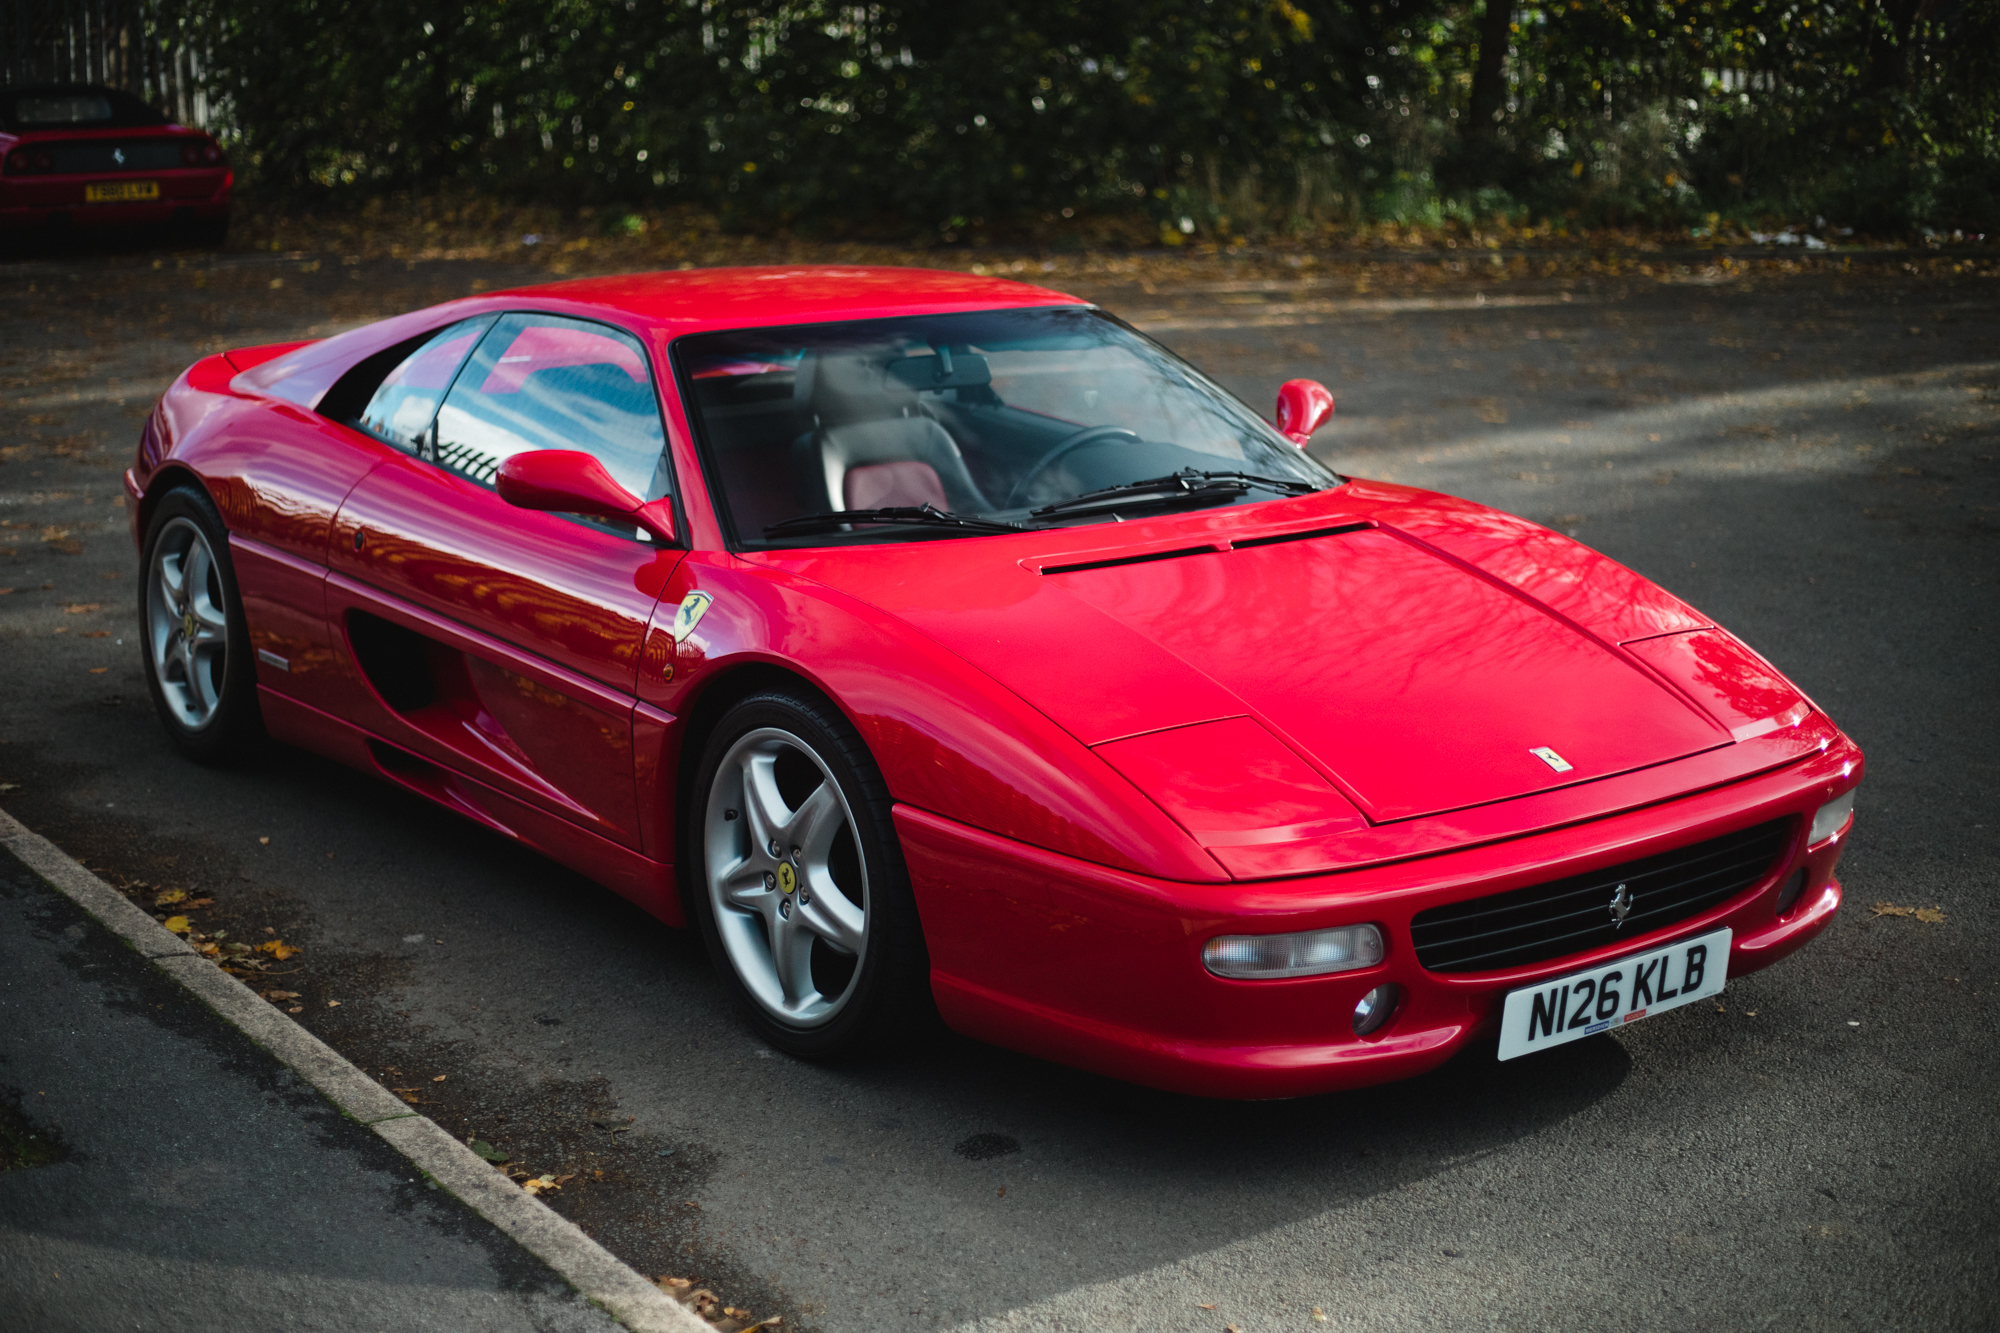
[[259, 688, 682, 925]]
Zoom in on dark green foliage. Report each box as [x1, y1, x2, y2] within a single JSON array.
[[181, 0, 1998, 236]]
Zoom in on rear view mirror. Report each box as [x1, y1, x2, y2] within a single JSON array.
[[1274, 379, 1335, 445], [496, 449, 677, 545]]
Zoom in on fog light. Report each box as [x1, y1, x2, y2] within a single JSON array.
[[1202, 924, 1383, 980], [1352, 984, 1399, 1036], [1774, 867, 1808, 916], [1809, 789, 1856, 845]]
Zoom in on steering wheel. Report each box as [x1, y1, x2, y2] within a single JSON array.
[[1004, 425, 1142, 508]]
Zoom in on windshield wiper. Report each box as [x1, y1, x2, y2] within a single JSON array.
[[1031, 469, 1318, 518], [763, 504, 1035, 537]]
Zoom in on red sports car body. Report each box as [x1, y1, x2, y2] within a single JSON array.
[[126, 266, 1860, 1098], [1, 84, 230, 237]]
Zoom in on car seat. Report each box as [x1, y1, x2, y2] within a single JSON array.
[[790, 351, 993, 514]]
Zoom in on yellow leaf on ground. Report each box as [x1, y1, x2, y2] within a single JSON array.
[[256, 939, 300, 960], [1873, 901, 1946, 923], [163, 915, 190, 933], [522, 1175, 560, 1195], [155, 890, 187, 906]]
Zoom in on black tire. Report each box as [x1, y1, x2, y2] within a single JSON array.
[[686, 687, 931, 1061], [139, 485, 264, 764]]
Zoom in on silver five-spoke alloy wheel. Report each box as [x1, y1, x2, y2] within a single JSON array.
[[146, 515, 231, 731], [703, 726, 870, 1027]]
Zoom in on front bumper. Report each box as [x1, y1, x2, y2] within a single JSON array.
[[899, 730, 1860, 1099]]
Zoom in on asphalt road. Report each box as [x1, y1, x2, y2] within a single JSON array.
[[0, 841, 626, 1333], [2, 244, 1995, 1332]]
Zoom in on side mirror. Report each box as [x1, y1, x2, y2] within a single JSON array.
[[1274, 379, 1335, 446], [496, 449, 677, 545]]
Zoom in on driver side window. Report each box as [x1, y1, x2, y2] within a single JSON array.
[[433, 313, 672, 503]]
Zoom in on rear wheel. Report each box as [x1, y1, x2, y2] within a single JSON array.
[[688, 689, 930, 1060], [141, 487, 262, 763]]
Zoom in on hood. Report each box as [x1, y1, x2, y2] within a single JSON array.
[[777, 514, 1732, 829]]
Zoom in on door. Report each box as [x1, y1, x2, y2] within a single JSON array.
[[326, 312, 686, 851]]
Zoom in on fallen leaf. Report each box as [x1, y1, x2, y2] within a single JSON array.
[[1198, 1305, 1216, 1311], [1872, 901, 1946, 923], [79, 630, 110, 638], [258, 836, 270, 845], [263, 989, 300, 1001], [688, 1290, 721, 1318], [432, 1074, 446, 1082], [468, 1139, 510, 1163], [287, 1006, 303, 1014], [657, 1277, 693, 1291], [163, 915, 191, 934], [997, 1186, 1006, 1197], [1313, 1312, 1328, 1323], [256, 939, 300, 960], [156, 890, 189, 906], [88, 667, 109, 674], [521, 1174, 560, 1195], [183, 897, 214, 908], [327, 999, 341, 1007], [63, 603, 101, 614], [196, 942, 220, 957], [0, 782, 19, 795]]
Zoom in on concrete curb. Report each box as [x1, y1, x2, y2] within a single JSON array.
[[0, 808, 708, 1333]]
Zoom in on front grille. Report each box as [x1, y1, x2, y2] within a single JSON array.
[[1410, 818, 1791, 973]]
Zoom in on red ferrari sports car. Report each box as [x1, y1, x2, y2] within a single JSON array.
[[1, 83, 230, 241], [126, 266, 1861, 1098]]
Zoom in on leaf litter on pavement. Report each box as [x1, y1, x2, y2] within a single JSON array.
[[1871, 901, 1947, 923]]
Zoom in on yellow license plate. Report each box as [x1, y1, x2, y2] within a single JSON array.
[[85, 180, 160, 203]]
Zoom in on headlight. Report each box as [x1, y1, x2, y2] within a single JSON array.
[[1203, 924, 1383, 980], [1809, 789, 1856, 845]]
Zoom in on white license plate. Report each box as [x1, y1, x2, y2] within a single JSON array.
[[1496, 926, 1731, 1061]]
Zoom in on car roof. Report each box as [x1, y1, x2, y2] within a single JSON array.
[[0, 82, 170, 133], [483, 265, 1090, 334], [231, 265, 1094, 410]]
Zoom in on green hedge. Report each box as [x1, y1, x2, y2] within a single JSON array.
[[190, 0, 1999, 237]]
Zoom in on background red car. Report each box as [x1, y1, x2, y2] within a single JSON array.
[[125, 266, 1861, 1098], [1, 82, 230, 243]]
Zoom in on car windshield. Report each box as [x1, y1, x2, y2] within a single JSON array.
[[674, 306, 1338, 547]]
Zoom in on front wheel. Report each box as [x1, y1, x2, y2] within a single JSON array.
[[687, 688, 930, 1061], [140, 486, 262, 763]]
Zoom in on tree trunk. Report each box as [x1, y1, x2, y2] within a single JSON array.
[[1464, 0, 1513, 148]]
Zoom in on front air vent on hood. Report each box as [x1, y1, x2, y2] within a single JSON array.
[[1036, 522, 1373, 576]]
